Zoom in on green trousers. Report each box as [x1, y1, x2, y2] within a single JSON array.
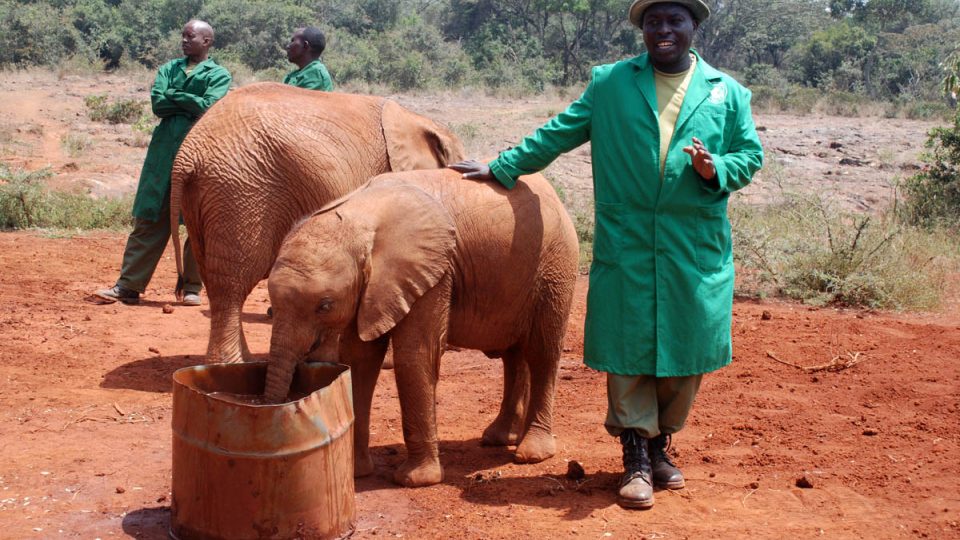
[[605, 373, 703, 438], [116, 215, 201, 295]]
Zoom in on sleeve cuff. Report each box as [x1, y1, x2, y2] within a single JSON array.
[[488, 158, 518, 190], [700, 159, 727, 193]]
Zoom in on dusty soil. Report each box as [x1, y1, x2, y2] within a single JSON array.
[[1, 71, 959, 539]]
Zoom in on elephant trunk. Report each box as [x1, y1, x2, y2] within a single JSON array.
[[264, 329, 304, 403]]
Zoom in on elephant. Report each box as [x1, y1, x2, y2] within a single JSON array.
[[263, 168, 580, 487], [168, 82, 465, 365]]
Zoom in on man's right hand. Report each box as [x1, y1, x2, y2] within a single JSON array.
[[448, 160, 494, 182]]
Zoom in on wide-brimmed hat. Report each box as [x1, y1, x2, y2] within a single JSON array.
[[628, 0, 711, 26]]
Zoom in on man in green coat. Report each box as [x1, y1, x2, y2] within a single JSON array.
[[451, 0, 763, 509], [283, 26, 334, 91], [93, 20, 231, 306]]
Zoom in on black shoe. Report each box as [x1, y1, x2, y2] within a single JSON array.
[[93, 285, 140, 305], [649, 433, 685, 489], [617, 429, 654, 509]]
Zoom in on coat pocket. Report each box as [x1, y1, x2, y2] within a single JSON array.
[[696, 205, 731, 273], [593, 201, 625, 264]]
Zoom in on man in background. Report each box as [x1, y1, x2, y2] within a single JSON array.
[[284, 26, 334, 91], [93, 19, 231, 306]]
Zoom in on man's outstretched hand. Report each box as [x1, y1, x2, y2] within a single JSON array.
[[682, 136, 716, 180], [449, 160, 494, 182]]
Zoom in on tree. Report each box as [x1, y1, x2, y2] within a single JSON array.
[[699, 0, 830, 70]]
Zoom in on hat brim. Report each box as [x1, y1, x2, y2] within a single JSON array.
[[628, 0, 710, 26]]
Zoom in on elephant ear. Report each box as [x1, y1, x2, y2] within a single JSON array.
[[381, 99, 466, 171], [354, 181, 457, 341]]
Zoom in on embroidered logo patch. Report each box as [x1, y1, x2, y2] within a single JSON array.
[[709, 82, 727, 104]]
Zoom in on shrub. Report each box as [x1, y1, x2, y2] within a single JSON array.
[[901, 125, 960, 228], [61, 132, 91, 158], [731, 189, 955, 310], [84, 94, 144, 124], [0, 165, 133, 230]]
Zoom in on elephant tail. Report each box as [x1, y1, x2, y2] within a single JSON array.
[[170, 151, 195, 301]]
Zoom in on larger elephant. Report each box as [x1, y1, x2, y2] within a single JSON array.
[[169, 82, 464, 365], [264, 169, 580, 487]]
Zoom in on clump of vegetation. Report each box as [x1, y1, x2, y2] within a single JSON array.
[[84, 94, 144, 124], [0, 165, 132, 230], [60, 132, 91, 158], [731, 187, 956, 311], [901, 51, 960, 228]]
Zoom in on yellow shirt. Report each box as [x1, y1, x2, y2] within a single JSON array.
[[654, 55, 697, 178]]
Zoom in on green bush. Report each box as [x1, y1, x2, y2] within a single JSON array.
[[0, 165, 133, 230], [84, 94, 144, 124], [901, 124, 960, 228]]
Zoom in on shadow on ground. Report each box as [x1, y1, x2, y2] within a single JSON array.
[[100, 355, 201, 393], [122, 506, 170, 539]]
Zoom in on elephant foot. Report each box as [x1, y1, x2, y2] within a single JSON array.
[[514, 428, 556, 464], [481, 423, 520, 447], [393, 457, 443, 487], [354, 452, 375, 477]]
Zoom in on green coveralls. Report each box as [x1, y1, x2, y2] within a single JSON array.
[[489, 51, 764, 437], [283, 59, 334, 91], [117, 57, 231, 295]]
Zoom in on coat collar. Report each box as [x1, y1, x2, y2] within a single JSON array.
[[177, 57, 217, 78], [629, 50, 724, 132]]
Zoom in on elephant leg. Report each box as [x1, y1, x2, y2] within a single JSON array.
[[339, 330, 389, 478], [481, 351, 529, 447], [388, 276, 451, 487], [513, 326, 563, 465], [205, 293, 247, 364]]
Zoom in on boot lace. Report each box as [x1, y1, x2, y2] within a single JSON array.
[[620, 430, 651, 476]]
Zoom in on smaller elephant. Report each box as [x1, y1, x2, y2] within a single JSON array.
[[265, 169, 579, 487]]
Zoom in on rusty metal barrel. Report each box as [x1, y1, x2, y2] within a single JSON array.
[[170, 361, 355, 540]]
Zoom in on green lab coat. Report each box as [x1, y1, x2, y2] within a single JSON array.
[[131, 57, 232, 221], [490, 51, 764, 377], [283, 59, 334, 91]]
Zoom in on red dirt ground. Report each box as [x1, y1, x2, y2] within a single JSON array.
[[1, 232, 958, 539]]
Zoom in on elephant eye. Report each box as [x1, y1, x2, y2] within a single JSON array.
[[316, 298, 334, 313]]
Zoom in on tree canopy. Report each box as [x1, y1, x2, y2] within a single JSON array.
[[1, 0, 958, 101]]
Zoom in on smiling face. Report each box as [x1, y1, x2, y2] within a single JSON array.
[[641, 3, 698, 73]]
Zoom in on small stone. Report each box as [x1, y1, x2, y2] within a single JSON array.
[[156, 495, 166, 503], [148, 346, 160, 355], [761, 310, 772, 320], [115, 486, 126, 494], [162, 304, 174, 314], [748, 481, 760, 489], [565, 460, 586, 481], [862, 428, 879, 436], [709, 472, 716, 478], [796, 476, 814, 489]]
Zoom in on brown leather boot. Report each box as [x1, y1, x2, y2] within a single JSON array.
[[617, 429, 654, 509], [649, 433, 685, 489]]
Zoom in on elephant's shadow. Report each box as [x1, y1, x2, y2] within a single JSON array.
[[358, 440, 624, 519], [100, 354, 263, 393]]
